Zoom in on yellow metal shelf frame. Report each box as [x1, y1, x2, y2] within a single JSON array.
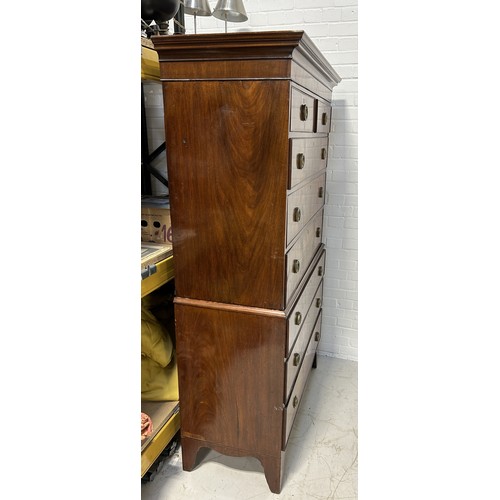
[[141, 255, 175, 298], [141, 405, 180, 477]]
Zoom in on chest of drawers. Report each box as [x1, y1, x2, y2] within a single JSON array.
[[152, 30, 340, 494]]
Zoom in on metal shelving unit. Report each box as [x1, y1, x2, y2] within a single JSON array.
[[141, 40, 179, 479]]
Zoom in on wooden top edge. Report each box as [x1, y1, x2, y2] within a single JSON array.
[[151, 30, 341, 87], [174, 296, 287, 318], [152, 30, 307, 48]]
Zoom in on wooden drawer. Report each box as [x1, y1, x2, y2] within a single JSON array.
[[283, 310, 323, 448], [286, 249, 325, 356], [286, 172, 326, 246], [285, 282, 323, 403], [285, 211, 324, 305], [316, 99, 332, 134], [289, 137, 328, 189], [290, 86, 315, 132]]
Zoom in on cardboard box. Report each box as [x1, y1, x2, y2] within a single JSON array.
[[141, 196, 172, 244]]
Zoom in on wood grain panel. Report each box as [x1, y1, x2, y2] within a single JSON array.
[[152, 31, 341, 94], [175, 303, 286, 456], [160, 59, 291, 81], [164, 80, 290, 309]]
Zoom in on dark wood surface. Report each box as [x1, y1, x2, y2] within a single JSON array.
[[152, 31, 340, 86], [174, 302, 288, 493], [165, 79, 289, 309], [159, 59, 292, 82], [152, 31, 341, 95], [175, 303, 286, 455]]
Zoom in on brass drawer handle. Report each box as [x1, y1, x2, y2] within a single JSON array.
[[300, 104, 309, 121], [293, 395, 299, 408], [321, 147, 327, 160], [292, 259, 300, 273], [297, 153, 306, 169], [315, 331, 321, 342], [318, 186, 324, 198], [293, 207, 301, 222], [295, 311, 302, 325], [293, 353, 301, 366], [316, 298, 321, 308], [322, 112, 328, 126], [318, 265, 323, 276], [316, 227, 321, 238]]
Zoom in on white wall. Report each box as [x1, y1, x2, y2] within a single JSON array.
[[179, 0, 359, 361]]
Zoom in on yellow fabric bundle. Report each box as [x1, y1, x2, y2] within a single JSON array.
[[141, 303, 179, 401]]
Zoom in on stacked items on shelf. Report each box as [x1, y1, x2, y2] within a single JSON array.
[[141, 195, 173, 277], [141, 282, 179, 448], [140, 194, 179, 477]]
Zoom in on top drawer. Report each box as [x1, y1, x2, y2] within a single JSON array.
[[290, 87, 315, 133], [316, 100, 332, 134]]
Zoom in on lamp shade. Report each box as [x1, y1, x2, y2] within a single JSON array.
[[213, 0, 248, 23], [184, 0, 212, 16]]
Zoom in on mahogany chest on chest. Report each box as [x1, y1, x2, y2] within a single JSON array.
[[153, 30, 341, 493]]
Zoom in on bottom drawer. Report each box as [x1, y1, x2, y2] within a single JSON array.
[[282, 310, 323, 448], [285, 282, 323, 403]]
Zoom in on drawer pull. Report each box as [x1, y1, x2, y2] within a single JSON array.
[[315, 331, 321, 342], [321, 148, 327, 160], [300, 104, 309, 121], [296, 153, 306, 169], [316, 227, 321, 238], [293, 353, 301, 366], [295, 311, 302, 325], [316, 298, 322, 308], [322, 112, 328, 126], [293, 395, 299, 408], [318, 186, 324, 198], [292, 259, 300, 273], [318, 265, 323, 276], [293, 207, 301, 222]]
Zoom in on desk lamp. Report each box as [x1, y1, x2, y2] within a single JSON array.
[[213, 0, 248, 33]]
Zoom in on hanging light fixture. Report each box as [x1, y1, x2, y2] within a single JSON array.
[[141, 0, 181, 35], [212, 0, 248, 33], [183, 0, 212, 34]]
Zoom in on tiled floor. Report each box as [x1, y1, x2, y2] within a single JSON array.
[[141, 356, 358, 499]]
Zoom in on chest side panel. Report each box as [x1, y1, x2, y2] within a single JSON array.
[[164, 80, 290, 309], [175, 302, 286, 455]]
